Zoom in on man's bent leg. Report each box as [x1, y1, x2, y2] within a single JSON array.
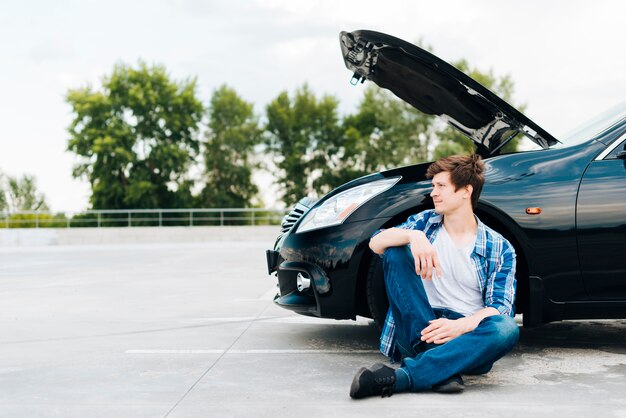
[[399, 315, 519, 391], [382, 246, 436, 356]]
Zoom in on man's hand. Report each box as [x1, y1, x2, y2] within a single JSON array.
[[409, 230, 442, 280], [420, 318, 472, 344], [420, 308, 501, 344]]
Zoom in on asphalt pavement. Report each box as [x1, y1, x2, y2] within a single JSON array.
[[1, 240, 626, 417]]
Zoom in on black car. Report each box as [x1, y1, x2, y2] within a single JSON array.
[[265, 30, 626, 328]]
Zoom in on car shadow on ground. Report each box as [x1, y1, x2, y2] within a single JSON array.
[[518, 319, 626, 353], [278, 318, 626, 354]]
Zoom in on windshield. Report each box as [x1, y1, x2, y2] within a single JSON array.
[[556, 100, 626, 147]]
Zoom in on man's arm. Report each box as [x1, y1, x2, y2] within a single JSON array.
[[369, 228, 442, 280], [485, 242, 517, 316], [369, 228, 422, 254]]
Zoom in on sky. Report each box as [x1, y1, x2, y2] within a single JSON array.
[[1, 0, 625, 212]]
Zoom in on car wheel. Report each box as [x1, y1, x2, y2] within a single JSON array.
[[366, 255, 389, 330]]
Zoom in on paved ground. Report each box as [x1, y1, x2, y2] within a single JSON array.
[[1, 240, 626, 417]]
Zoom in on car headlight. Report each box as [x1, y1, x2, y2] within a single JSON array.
[[295, 177, 401, 233]]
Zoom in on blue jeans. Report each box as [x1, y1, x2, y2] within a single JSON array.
[[383, 245, 519, 391]]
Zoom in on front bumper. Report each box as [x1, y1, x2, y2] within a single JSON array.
[[265, 210, 392, 320], [266, 250, 330, 317]]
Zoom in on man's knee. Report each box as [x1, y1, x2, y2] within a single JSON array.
[[383, 245, 411, 264], [486, 315, 520, 350]]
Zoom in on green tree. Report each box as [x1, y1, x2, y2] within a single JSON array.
[[198, 85, 261, 208], [337, 85, 434, 181], [432, 140, 466, 160], [265, 85, 343, 206], [0, 179, 6, 212], [2, 174, 49, 212], [433, 59, 525, 158], [66, 62, 204, 209]]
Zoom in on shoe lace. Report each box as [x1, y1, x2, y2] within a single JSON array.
[[375, 375, 394, 398], [380, 386, 394, 398], [374, 376, 394, 385]]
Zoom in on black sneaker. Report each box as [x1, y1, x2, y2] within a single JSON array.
[[349, 363, 396, 399], [432, 374, 464, 393]]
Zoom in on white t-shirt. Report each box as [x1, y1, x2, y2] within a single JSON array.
[[422, 226, 484, 317]]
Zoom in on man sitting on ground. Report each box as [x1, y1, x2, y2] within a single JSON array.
[[350, 154, 519, 398]]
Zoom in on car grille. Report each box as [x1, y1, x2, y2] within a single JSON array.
[[280, 197, 318, 234]]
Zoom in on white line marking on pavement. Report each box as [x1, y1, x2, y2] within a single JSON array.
[[125, 349, 379, 354]]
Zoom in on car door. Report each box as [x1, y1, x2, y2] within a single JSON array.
[[577, 135, 626, 299]]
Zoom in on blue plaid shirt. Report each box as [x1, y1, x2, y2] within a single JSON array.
[[376, 209, 517, 360]]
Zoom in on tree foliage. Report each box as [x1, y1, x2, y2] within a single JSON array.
[[66, 62, 204, 209], [338, 85, 434, 177], [265, 85, 343, 206], [199, 85, 262, 208], [60, 54, 525, 210], [0, 173, 49, 212], [0, 182, 5, 212]]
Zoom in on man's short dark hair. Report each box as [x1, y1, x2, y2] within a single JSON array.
[[426, 154, 485, 209]]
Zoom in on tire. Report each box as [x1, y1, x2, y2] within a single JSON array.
[[366, 255, 389, 330]]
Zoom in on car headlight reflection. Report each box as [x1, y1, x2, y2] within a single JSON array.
[[295, 177, 401, 233]]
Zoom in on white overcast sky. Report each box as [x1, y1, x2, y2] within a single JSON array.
[[1, 0, 625, 212]]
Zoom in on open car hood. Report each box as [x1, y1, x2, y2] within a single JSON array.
[[340, 30, 558, 155]]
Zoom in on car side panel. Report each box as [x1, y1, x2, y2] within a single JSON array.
[[577, 152, 626, 299], [480, 141, 604, 302]]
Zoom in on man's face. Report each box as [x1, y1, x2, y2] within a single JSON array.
[[430, 171, 472, 214]]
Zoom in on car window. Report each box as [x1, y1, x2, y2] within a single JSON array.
[[512, 135, 544, 153], [604, 139, 626, 160], [556, 101, 626, 148]]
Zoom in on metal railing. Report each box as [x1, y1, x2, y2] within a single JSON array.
[[0, 208, 289, 228]]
